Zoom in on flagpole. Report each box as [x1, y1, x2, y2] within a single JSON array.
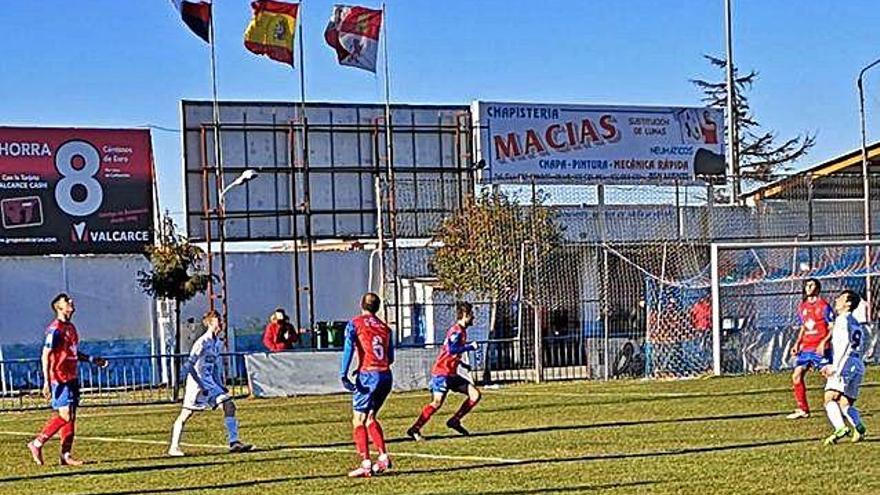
[[297, 2, 317, 332], [209, 10, 230, 339], [381, 2, 403, 336], [724, 0, 740, 204]]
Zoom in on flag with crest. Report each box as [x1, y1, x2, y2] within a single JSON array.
[[324, 5, 382, 73], [244, 0, 299, 66]]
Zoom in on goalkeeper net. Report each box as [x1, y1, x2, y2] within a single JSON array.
[[711, 240, 880, 375]]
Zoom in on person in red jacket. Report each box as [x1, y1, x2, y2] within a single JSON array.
[[262, 309, 298, 352]]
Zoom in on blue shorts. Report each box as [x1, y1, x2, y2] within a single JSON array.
[[429, 374, 472, 395], [352, 371, 392, 413], [50, 381, 79, 410], [795, 349, 831, 369]]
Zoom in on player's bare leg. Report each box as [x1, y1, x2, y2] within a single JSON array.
[[787, 366, 810, 419], [223, 401, 252, 453], [447, 385, 481, 436], [408, 392, 446, 441], [169, 408, 193, 456], [367, 412, 392, 475], [823, 390, 850, 445], [349, 411, 372, 477]]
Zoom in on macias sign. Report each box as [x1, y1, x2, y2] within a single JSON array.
[[472, 101, 726, 184]]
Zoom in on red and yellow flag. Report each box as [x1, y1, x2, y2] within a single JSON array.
[[244, 0, 299, 66]]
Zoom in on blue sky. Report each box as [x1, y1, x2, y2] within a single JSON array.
[[2, 1, 880, 226]]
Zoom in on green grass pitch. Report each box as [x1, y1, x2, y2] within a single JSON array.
[[1, 371, 879, 494]]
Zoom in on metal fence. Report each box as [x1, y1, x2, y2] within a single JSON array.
[[0, 353, 249, 411]]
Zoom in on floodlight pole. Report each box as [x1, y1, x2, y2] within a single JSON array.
[[858, 58, 880, 323]]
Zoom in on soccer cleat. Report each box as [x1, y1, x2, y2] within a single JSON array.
[[852, 424, 868, 443], [60, 453, 84, 466], [786, 409, 810, 419], [27, 441, 44, 466], [372, 453, 392, 475], [229, 441, 254, 453], [168, 446, 185, 457], [406, 427, 423, 442], [348, 459, 372, 478], [446, 418, 470, 436], [823, 427, 850, 446]]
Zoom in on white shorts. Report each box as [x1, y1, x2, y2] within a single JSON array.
[[182, 376, 231, 411], [825, 369, 863, 400]]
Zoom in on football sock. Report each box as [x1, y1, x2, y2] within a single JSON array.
[[452, 398, 479, 421], [353, 425, 370, 460], [412, 404, 438, 430], [825, 401, 847, 431], [842, 403, 863, 428], [224, 417, 240, 444], [59, 417, 76, 454], [36, 414, 68, 445], [793, 381, 809, 412], [367, 420, 387, 454]]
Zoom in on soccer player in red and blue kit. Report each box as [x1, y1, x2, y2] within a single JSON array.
[[27, 294, 106, 466], [787, 278, 834, 419], [407, 302, 481, 441], [339, 292, 394, 478]]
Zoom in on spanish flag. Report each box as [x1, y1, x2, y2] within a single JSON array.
[[244, 0, 299, 67]]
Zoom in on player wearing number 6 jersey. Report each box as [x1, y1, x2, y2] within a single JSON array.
[[339, 292, 394, 478], [407, 302, 482, 441], [821, 290, 868, 445]]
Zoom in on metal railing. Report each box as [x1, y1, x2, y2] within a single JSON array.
[[0, 352, 249, 411]]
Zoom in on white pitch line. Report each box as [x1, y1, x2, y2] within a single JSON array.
[[0, 430, 524, 464]]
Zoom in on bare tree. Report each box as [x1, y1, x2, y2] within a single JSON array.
[[691, 55, 816, 182]]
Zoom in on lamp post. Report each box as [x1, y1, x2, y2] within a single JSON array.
[[217, 169, 259, 336], [858, 59, 880, 323]]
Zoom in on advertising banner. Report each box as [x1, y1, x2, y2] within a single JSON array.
[[473, 101, 726, 184], [0, 128, 154, 255]]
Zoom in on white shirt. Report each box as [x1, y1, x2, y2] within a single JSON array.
[[185, 331, 224, 389], [829, 313, 865, 376]]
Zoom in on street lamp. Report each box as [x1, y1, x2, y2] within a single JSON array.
[[858, 60, 880, 323], [216, 169, 258, 342], [220, 169, 259, 202]]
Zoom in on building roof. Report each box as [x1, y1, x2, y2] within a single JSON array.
[[745, 141, 880, 201]]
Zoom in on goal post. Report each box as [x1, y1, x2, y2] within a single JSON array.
[[710, 238, 880, 376]]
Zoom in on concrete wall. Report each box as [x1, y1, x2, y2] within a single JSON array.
[[0, 250, 379, 357]]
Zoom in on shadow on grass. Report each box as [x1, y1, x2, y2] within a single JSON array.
[[378, 437, 816, 479], [0, 459, 240, 484], [434, 480, 662, 494], [85, 478, 662, 495], [291, 410, 783, 449], [69, 437, 811, 494]]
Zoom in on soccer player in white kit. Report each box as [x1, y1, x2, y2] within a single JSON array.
[[821, 290, 868, 445], [168, 310, 252, 456]]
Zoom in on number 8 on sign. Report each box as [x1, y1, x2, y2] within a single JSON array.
[[54, 140, 103, 217]]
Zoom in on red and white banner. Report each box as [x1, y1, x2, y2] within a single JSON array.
[[473, 101, 726, 184], [0, 128, 154, 255], [324, 5, 382, 73]]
